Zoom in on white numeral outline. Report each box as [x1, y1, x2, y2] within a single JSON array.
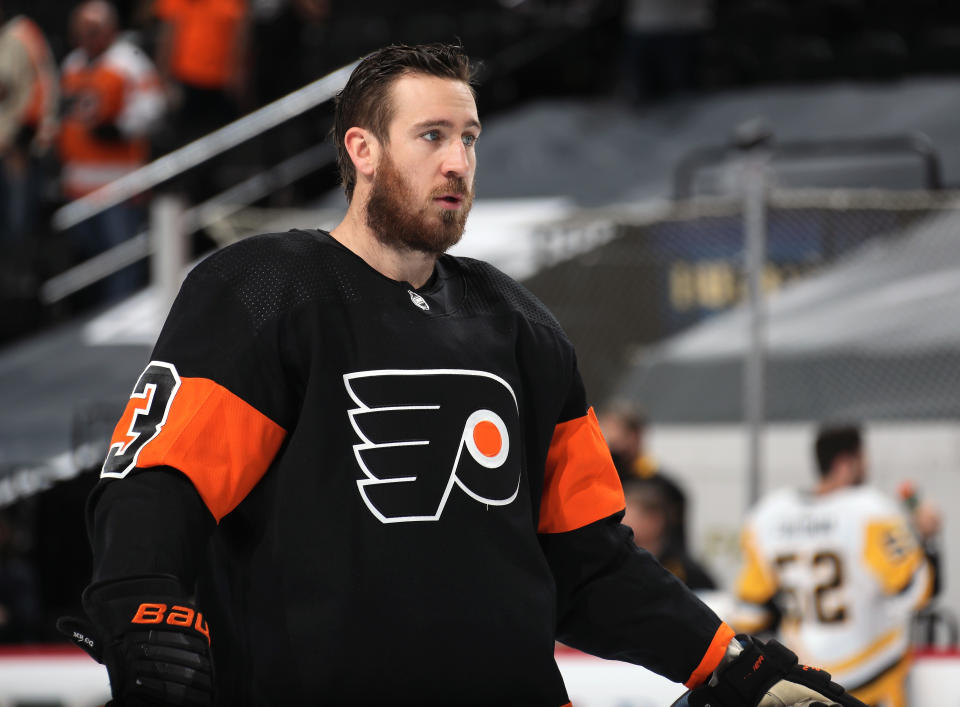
[[102, 361, 181, 479]]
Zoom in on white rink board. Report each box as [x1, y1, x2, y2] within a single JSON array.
[[0, 649, 110, 707], [0, 647, 957, 706], [911, 654, 960, 707], [557, 649, 687, 706]]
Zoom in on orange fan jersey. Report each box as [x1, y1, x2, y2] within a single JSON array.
[[59, 39, 163, 198], [153, 0, 246, 89]]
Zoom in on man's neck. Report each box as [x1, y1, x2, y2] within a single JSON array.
[[330, 205, 438, 289], [815, 475, 849, 496]]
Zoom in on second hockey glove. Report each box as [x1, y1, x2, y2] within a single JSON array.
[[57, 575, 214, 707], [671, 634, 867, 707]]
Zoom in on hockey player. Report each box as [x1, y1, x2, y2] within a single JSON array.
[[59, 43, 866, 707], [733, 424, 940, 707]]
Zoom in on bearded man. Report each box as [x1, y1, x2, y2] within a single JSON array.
[[61, 43, 867, 707]]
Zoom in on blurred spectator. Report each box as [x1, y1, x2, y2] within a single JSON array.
[[153, 0, 250, 146], [621, 0, 714, 103], [599, 399, 716, 590], [0, 5, 57, 249], [622, 475, 717, 591], [0, 511, 41, 643], [597, 398, 659, 479], [732, 423, 941, 707], [59, 0, 165, 304]]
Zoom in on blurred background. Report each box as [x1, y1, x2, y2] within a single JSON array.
[[1, 0, 959, 704]]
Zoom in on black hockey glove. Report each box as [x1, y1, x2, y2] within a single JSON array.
[[57, 575, 214, 707], [670, 634, 867, 707]]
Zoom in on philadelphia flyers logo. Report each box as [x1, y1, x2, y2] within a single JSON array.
[[102, 361, 180, 478], [344, 369, 521, 523]]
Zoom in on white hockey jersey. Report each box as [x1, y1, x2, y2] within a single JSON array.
[[733, 486, 934, 705]]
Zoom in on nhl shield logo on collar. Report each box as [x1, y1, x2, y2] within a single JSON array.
[[407, 290, 430, 311]]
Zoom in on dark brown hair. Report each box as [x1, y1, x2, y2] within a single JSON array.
[[333, 43, 475, 201], [814, 424, 862, 476]]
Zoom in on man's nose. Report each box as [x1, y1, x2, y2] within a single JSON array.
[[441, 141, 470, 178]]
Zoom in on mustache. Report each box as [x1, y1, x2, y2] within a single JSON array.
[[431, 178, 470, 198]]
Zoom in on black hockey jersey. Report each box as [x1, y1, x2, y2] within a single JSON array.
[[89, 230, 731, 705]]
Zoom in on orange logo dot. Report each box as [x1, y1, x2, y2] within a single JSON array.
[[473, 420, 502, 458]]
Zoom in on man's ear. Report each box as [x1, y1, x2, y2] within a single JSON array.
[[344, 127, 379, 181]]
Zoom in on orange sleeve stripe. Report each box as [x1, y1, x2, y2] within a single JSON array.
[[684, 622, 736, 688], [538, 407, 625, 534], [116, 376, 286, 522]]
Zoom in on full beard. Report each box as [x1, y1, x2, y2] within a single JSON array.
[[365, 154, 474, 256]]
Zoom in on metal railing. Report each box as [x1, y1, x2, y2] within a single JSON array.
[[40, 142, 334, 304], [42, 59, 358, 304]]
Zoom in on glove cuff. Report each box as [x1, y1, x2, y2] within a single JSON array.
[[83, 574, 210, 645], [687, 634, 864, 707], [704, 634, 799, 706]]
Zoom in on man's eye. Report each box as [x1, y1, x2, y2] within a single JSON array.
[[462, 134, 477, 147], [422, 130, 440, 141]]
